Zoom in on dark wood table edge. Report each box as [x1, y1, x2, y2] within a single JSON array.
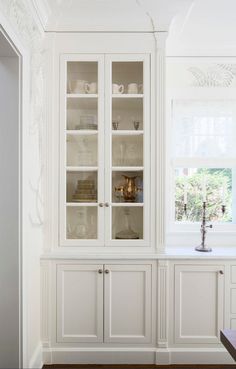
[[220, 329, 236, 362]]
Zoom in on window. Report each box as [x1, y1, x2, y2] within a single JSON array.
[[167, 99, 236, 236]]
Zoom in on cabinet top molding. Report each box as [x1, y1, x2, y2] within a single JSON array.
[[39, 0, 193, 33], [40, 246, 236, 260]]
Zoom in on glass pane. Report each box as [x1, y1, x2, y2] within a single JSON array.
[[67, 62, 98, 94], [112, 98, 143, 130], [112, 171, 143, 203], [112, 135, 143, 166], [67, 171, 97, 203], [67, 206, 97, 239], [112, 62, 143, 94], [173, 100, 236, 158], [175, 168, 234, 222], [67, 134, 97, 166], [67, 98, 97, 130], [112, 206, 143, 239]]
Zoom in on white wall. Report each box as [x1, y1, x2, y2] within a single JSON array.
[[0, 55, 19, 368], [0, 1, 45, 367]]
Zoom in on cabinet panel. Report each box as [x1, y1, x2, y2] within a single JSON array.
[[57, 264, 103, 343], [174, 264, 224, 344], [104, 264, 152, 343]]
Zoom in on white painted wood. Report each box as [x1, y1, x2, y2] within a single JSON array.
[[174, 264, 224, 344], [157, 260, 169, 348], [56, 264, 104, 343], [59, 54, 105, 247], [104, 53, 151, 247], [104, 264, 152, 343], [231, 265, 236, 283], [155, 32, 168, 252]]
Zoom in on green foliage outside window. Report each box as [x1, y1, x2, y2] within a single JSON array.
[[175, 168, 232, 222]]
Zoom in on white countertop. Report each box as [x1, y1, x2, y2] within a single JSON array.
[[41, 246, 236, 260]]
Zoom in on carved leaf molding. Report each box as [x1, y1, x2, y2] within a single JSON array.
[[0, 0, 44, 226], [188, 64, 236, 87]]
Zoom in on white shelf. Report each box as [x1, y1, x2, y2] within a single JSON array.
[[111, 202, 144, 207], [112, 130, 143, 136], [66, 166, 98, 171], [66, 202, 98, 207], [112, 166, 144, 171], [67, 93, 98, 98], [66, 130, 98, 135], [112, 94, 143, 98]]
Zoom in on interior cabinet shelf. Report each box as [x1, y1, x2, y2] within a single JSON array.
[[66, 130, 98, 135], [66, 202, 98, 206], [112, 130, 144, 135], [111, 202, 144, 207], [112, 94, 143, 98], [66, 166, 98, 171], [67, 93, 98, 98], [111, 166, 144, 171]]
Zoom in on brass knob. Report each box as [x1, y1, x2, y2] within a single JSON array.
[[219, 270, 224, 275], [99, 203, 104, 207], [104, 269, 109, 274], [98, 269, 103, 274], [105, 202, 109, 207]]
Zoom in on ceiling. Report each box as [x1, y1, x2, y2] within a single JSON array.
[[33, 0, 236, 56], [38, 0, 193, 32], [167, 0, 236, 56]]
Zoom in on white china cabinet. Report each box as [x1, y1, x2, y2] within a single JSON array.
[[60, 53, 151, 247]]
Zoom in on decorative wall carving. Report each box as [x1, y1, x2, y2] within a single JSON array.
[[188, 64, 236, 87], [0, 0, 44, 225]]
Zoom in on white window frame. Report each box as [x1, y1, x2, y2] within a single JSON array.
[[166, 87, 236, 246]]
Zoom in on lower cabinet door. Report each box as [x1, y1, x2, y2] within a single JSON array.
[[104, 264, 152, 343], [57, 264, 103, 343], [174, 264, 224, 344]]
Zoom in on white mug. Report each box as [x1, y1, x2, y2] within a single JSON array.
[[68, 79, 88, 93], [112, 83, 124, 94], [127, 83, 139, 94], [85, 82, 97, 94]]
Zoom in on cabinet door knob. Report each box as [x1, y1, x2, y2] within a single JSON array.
[[219, 270, 224, 275], [105, 202, 109, 207], [104, 269, 109, 274], [98, 269, 103, 274], [99, 203, 104, 207]]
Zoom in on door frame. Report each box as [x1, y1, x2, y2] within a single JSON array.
[[0, 14, 30, 368]]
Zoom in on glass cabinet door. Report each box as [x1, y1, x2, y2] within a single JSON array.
[[60, 55, 104, 245], [105, 55, 150, 246]]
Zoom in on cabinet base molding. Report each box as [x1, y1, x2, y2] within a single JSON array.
[[42, 348, 156, 365], [43, 347, 235, 366], [29, 343, 43, 369], [156, 348, 235, 365]]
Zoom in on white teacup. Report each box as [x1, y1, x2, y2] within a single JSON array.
[[68, 79, 88, 93], [127, 83, 139, 94], [85, 82, 97, 94], [112, 83, 124, 94]]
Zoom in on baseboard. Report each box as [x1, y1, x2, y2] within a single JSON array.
[[43, 347, 235, 365], [43, 347, 156, 364], [156, 348, 235, 365], [29, 343, 43, 368]]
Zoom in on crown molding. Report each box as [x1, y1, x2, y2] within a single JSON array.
[[31, 0, 51, 31]]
